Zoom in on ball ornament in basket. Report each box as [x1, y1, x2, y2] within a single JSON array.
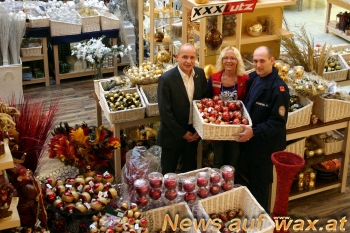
[[104, 90, 142, 112], [124, 61, 163, 85], [155, 49, 171, 65], [291, 72, 329, 97]]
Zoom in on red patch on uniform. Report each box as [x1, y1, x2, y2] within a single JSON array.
[[279, 86, 285, 92]]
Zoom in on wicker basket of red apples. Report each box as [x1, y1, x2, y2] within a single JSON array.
[[193, 97, 252, 140]]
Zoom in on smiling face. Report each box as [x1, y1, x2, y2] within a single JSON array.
[[177, 44, 197, 76], [222, 49, 238, 72], [253, 47, 274, 77]]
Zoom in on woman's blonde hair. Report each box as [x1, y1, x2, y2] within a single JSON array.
[[215, 46, 246, 76]]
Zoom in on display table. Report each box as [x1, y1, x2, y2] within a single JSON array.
[[51, 29, 119, 84], [325, 0, 350, 41]]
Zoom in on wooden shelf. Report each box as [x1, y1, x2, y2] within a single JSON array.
[[22, 77, 47, 85], [181, 0, 296, 9], [304, 152, 344, 166], [289, 179, 341, 200], [0, 139, 14, 170], [327, 0, 350, 10], [21, 54, 44, 62], [57, 67, 115, 80], [327, 26, 350, 42], [0, 208, 20, 230]]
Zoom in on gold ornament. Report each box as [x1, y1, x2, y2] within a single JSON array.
[[156, 50, 171, 64], [205, 26, 223, 50], [195, 0, 208, 3], [204, 64, 216, 80], [247, 22, 263, 37]]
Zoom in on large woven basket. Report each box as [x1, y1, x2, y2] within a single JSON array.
[[50, 20, 81, 36], [94, 76, 129, 99], [139, 83, 159, 117], [311, 130, 344, 155], [285, 137, 306, 158], [198, 186, 275, 233], [322, 54, 348, 81], [100, 88, 145, 124], [28, 15, 50, 28], [20, 46, 42, 57], [192, 100, 252, 140], [329, 43, 350, 55], [313, 95, 350, 123], [286, 95, 313, 129], [339, 53, 350, 79], [100, 12, 119, 30], [141, 202, 200, 233], [177, 167, 213, 180]]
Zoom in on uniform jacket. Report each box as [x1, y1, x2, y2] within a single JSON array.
[[209, 71, 249, 101], [243, 67, 290, 182], [157, 66, 207, 149]]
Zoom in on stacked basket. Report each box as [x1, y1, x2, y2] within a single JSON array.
[[139, 84, 159, 117]]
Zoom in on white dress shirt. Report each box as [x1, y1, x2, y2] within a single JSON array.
[[178, 66, 195, 124]]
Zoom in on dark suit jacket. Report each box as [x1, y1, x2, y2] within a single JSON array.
[[157, 66, 207, 150]]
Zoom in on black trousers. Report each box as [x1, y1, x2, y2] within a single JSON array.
[[161, 125, 199, 174], [211, 140, 240, 169]]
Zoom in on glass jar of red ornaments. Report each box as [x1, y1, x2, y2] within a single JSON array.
[[147, 172, 163, 208], [220, 165, 235, 192], [183, 176, 197, 203], [209, 168, 222, 195], [163, 173, 178, 205], [134, 178, 149, 209], [196, 172, 209, 199]]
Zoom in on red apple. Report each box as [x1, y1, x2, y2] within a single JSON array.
[[233, 118, 240, 124], [214, 104, 221, 112], [149, 188, 162, 200], [221, 181, 233, 191], [46, 190, 56, 202], [222, 170, 234, 182], [196, 102, 203, 109], [222, 106, 229, 112], [213, 96, 220, 103], [235, 102, 242, 110], [165, 189, 177, 201], [201, 98, 209, 106], [228, 102, 236, 111], [217, 100, 224, 107], [164, 178, 177, 189], [241, 118, 249, 125], [222, 112, 230, 122], [183, 181, 195, 192], [227, 210, 236, 220], [197, 187, 209, 198], [210, 184, 221, 195], [210, 172, 221, 184], [135, 184, 149, 196], [207, 100, 215, 107], [184, 192, 197, 203], [229, 111, 235, 120], [149, 178, 162, 189], [219, 213, 227, 222], [140, 218, 149, 228], [196, 176, 208, 187], [215, 119, 221, 124], [136, 195, 149, 207]]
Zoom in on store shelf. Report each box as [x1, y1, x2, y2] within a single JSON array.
[[0, 208, 20, 230], [56, 67, 115, 80], [180, 0, 296, 8], [0, 139, 14, 170], [327, 26, 350, 42], [304, 152, 344, 166], [21, 55, 44, 62], [22, 77, 47, 85], [289, 179, 341, 200], [327, 0, 350, 10]]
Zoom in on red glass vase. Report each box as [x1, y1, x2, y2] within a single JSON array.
[[271, 151, 305, 233]]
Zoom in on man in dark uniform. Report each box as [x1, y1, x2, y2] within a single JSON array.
[[157, 43, 207, 174], [236, 46, 290, 211]]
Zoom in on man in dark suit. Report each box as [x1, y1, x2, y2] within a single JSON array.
[[157, 43, 207, 174], [236, 46, 289, 211]]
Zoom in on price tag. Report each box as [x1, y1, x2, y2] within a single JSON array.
[[103, 171, 109, 177], [135, 223, 139, 230], [89, 181, 94, 187], [117, 210, 124, 218], [104, 191, 108, 198], [208, 107, 212, 112], [35, 220, 41, 227], [98, 191, 103, 198], [9, 197, 19, 211], [65, 184, 72, 188], [90, 223, 97, 229], [200, 112, 204, 116], [84, 202, 91, 209], [46, 184, 52, 189]]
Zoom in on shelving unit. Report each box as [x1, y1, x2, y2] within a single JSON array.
[[269, 118, 350, 211], [325, 0, 350, 42], [179, 0, 296, 67], [0, 139, 20, 230]]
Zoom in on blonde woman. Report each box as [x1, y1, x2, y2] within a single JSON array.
[[206, 46, 248, 168]]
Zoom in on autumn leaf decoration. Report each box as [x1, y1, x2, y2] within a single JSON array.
[[48, 122, 120, 170]]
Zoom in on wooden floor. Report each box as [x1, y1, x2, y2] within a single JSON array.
[[22, 73, 350, 232]]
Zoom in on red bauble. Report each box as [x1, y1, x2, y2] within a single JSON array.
[[210, 184, 221, 195], [197, 187, 209, 198], [196, 177, 208, 187], [149, 188, 162, 200], [221, 181, 233, 191], [149, 178, 162, 189], [164, 178, 177, 189], [165, 189, 177, 201], [135, 184, 149, 196], [136, 195, 149, 207], [183, 181, 195, 192], [184, 192, 196, 202], [222, 170, 234, 182], [210, 173, 221, 184]]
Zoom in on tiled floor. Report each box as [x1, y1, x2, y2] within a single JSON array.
[[284, 0, 348, 45]]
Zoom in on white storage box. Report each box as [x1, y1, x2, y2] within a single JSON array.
[[126, 35, 136, 45], [192, 100, 252, 140], [198, 186, 275, 233], [123, 21, 135, 35], [0, 62, 24, 104]]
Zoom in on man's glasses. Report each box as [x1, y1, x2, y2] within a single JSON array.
[[222, 57, 237, 61]]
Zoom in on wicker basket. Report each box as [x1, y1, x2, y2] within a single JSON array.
[[50, 20, 82, 36], [141, 202, 200, 233], [329, 43, 350, 55], [339, 53, 350, 79], [100, 12, 119, 30], [322, 54, 348, 81], [286, 95, 313, 129], [100, 88, 145, 124], [198, 186, 275, 233], [192, 100, 252, 140], [20, 46, 42, 57], [313, 95, 350, 123], [285, 137, 306, 158], [78, 10, 100, 26], [177, 167, 213, 180], [311, 130, 344, 155], [139, 84, 159, 116], [94, 76, 129, 99], [28, 15, 50, 28]]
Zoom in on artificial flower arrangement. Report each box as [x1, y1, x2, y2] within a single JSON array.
[[48, 122, 121, 170], [71, 35, 132, 79]]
